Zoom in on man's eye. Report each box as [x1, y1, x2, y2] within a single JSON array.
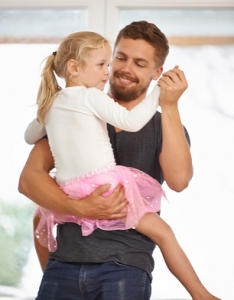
[[136, 63, 145, 68], [117, 56, 124, 60]]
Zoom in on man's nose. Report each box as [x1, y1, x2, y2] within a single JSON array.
[[121, 60, 133, 73]]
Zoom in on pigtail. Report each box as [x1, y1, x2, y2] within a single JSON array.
[[37, 54, 61, 124]]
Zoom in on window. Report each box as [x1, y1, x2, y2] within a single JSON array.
[[0, 9, 88, 43]]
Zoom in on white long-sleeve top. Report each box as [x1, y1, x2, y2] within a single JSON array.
[[25, 86, 160, 183]]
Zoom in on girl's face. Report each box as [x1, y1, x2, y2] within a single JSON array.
[[78, 44, 111, 91]]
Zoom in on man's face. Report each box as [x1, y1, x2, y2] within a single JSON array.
[[109, 38, 162, 102]]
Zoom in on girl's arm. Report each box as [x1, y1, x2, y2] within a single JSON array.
[[84, 84, 160, 132], [24, 84, 160, 145], [24, 118, 47, 145]]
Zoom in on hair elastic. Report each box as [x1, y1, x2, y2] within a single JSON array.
[[52, 51, 57, 56]]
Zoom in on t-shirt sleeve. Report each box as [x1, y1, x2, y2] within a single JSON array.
[[24, 118, 47, 145]]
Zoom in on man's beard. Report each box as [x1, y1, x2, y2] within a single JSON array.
[[109, 72, 149, 102]]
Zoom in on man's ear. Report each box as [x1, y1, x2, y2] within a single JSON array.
[[152, 67, 163, 80], [67, 59, 79, 76]]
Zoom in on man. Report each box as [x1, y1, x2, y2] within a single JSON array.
[[19, 21, 193, 300]]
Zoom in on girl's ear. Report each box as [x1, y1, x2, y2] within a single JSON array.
[[67, 59, 79, 76]]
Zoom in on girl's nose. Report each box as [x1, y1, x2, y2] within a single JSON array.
[[105, 66, 110, 75]]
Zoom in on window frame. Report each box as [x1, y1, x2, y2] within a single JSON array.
[[0, 0, 234, 45]]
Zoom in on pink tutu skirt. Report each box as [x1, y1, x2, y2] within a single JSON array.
[[35, 165, 166, 251]]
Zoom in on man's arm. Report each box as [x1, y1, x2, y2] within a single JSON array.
[[18, 138, 127, 219], [158, 66, 193, 192]]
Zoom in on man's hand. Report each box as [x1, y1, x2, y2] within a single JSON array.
[[73, 184, 128, 220], [158, 66, 188, 108]]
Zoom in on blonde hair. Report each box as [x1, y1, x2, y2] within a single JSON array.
[[37, 31, 110, 124]]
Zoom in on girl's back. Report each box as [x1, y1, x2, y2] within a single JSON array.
[[46, 86, 116, 183]]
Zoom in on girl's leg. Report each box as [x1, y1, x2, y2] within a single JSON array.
[[33, 215, 50, 272], [135, 213, 220, 300]]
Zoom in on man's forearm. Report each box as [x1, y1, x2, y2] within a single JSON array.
[[158, 67, 193, 191], [19, 167, 77, 214], [160, 106, 193, 192]]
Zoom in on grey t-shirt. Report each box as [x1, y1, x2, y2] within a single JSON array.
[[50, 111, 190, 279]]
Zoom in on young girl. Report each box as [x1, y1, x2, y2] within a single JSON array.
[[25, 31, 219, 300]]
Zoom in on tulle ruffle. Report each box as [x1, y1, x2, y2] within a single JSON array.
[[35, 166, 166, 252]]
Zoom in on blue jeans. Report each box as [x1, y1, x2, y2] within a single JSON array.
[[36, 259, 151, 300]]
